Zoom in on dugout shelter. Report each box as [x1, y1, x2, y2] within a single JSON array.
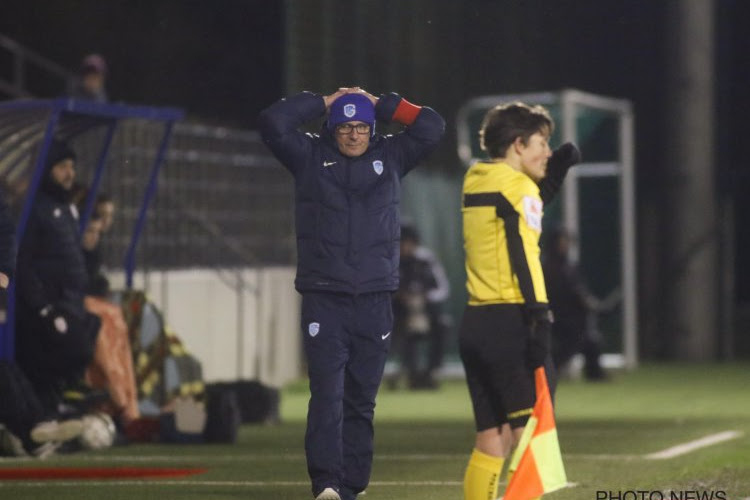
[[0, 97, 184, 360]]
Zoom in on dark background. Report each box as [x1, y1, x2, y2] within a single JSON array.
[[0, 0, 284, 126], [2, 0, 749, 354]]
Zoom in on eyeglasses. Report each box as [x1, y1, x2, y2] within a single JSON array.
[[335, 123, 371, 135]]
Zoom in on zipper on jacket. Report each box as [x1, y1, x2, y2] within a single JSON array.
[[346, 158, 354, 261]]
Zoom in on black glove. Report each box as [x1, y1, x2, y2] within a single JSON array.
[[524, 305, 553, 369], [549, 142, 581, 172], [539, 142, 581, 204], [39, 304, 69, 335]]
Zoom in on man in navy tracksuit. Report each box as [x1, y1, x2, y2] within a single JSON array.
[[259, 87, 444, 500]]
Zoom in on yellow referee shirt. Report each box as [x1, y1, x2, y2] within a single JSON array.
[[462, 161, 548, 306]]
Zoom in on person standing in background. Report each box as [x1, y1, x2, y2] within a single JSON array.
[[543, 226, 608, 381], [391, 222, 450, 389], [69, 54, 108, 103]]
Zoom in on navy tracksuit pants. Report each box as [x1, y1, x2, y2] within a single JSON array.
[[301, 291, 393, 499]]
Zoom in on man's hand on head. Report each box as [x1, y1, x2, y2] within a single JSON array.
[[323, 88, 350, 109], [344, 87, 378, 105]]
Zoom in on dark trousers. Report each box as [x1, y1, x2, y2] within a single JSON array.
[[301, 291, 392, 499], [0, 360, 47, 451], [401, 327, 444, 387], [15, 302, 100, 413], [552, 315, 605, 380]]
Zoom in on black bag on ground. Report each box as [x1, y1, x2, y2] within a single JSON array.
[[203, 383, 241, 443], [228, 380, 280, 424], [204, 380, 279, 425]]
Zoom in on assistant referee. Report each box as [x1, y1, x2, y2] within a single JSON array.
[[459, 102, 580, 500]]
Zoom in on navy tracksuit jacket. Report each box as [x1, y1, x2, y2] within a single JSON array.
[[259, 92, 445, 499]]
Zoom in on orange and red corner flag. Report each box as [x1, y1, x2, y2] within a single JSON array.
[[503, 367, 567, 500]]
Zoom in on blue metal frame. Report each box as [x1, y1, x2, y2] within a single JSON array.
[[78, 121, 117, 235], [0, 97, 184, 360], [124, 120, 176, 288]]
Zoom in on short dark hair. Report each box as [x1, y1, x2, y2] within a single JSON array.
[[95, 192, 112, 206], [400, 223, 420, 244], [479, 102, 554, 159]]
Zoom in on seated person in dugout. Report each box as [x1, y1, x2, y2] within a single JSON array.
[[71, 185, 115, 297], [15, 141, 138, 427], [0, 178, 85, 457], [76, 189, 139, 424]]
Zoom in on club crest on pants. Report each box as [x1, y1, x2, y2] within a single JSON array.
[[308, 322, 320, 337]]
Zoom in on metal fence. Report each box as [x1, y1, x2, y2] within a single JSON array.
[[76, 120, 296, 272], [0, 112, 296, 274], [0, 34, 73, 99]]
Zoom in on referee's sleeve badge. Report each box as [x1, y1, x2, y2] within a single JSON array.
[[522, 196, 543, 232]]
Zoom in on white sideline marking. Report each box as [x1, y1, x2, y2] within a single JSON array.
[[28, 452, 642, 463], [24, 453, 468, 463], [644, 430, 742, 460], [0, 450, 671, 465], [566, 453, 640, 460], [0, 480, 462, 488]]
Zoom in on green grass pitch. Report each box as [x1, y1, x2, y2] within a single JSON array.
[[1, 363, 749, 499]]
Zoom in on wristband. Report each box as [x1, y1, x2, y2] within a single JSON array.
[[392, 98, 421, 125]]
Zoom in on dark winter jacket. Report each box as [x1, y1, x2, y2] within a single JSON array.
[[13, 145, 100, 383], [259, 92, 445, 294], [16, 184, 91, 315]]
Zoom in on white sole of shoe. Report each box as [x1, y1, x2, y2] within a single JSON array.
[[30, 419, 84, 444], [0, 426, 29, 456], [33, 441, 62, 459], [315, 487, 342, 500]]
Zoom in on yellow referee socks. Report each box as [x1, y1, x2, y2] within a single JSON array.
[[463, 448, 504, 500]]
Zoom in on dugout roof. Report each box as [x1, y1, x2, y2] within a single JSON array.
[[0, 97, 184, 360]]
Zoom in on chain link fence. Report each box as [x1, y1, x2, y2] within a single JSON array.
[[0, 110, 296, 273], [81, 121, 296, 271]]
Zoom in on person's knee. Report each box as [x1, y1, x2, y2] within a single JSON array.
[[343, 394, 375, 420], [475, 425, 512, 457], [58, 325, 98, 370]]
